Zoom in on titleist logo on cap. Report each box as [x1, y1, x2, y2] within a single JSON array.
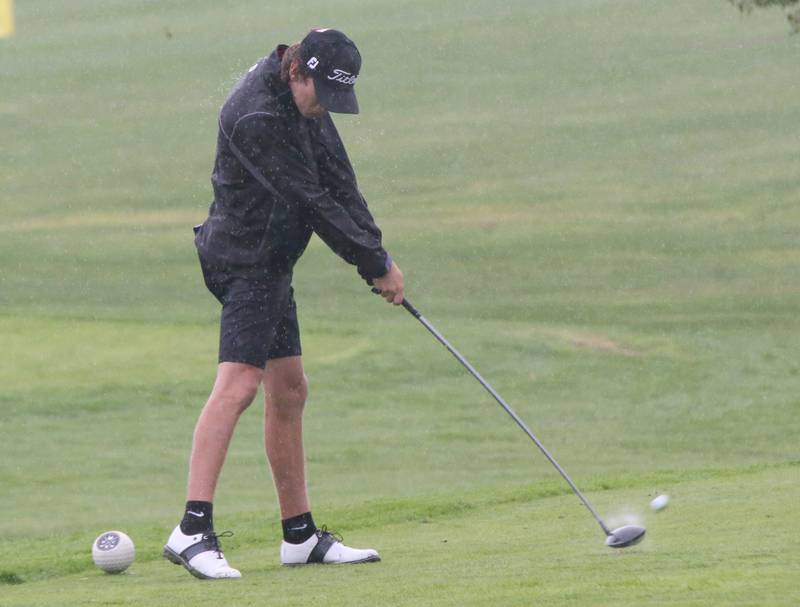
[[328, 69, 357, 85]]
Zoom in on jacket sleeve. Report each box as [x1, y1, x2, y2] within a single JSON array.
[[313, 117, 384, 242], [228, 113, 390, 280]]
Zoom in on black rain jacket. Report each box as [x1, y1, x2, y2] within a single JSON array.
[[194, 45, 389, 280]]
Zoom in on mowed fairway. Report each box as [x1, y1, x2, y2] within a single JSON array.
[[2, 1, 799, 605]]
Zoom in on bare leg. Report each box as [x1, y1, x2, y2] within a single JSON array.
[[187, 362, 264, 501], [263, 356, 309, 519]]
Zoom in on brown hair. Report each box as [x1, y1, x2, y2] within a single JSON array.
[[280, 43, 313, 82]]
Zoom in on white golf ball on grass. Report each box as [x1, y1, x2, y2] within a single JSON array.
[[92, 531, 135, 573], [650, 494, 670, 511]]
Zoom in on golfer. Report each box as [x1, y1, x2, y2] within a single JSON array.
[[164, 28, 404, 579]]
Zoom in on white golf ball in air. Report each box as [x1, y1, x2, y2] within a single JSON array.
[[650, 494, 670, 511], [92, 530, 135, 573]]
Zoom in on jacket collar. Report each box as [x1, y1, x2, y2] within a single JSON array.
[[264, 45, 297, 116]]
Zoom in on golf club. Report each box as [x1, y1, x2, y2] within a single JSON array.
[[380, 292, 645, 549]]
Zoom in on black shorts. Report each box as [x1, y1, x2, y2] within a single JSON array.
[[199, 257, 302, 368]]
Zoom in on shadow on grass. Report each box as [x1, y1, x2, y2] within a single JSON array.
[[0, 571, 25, 585]]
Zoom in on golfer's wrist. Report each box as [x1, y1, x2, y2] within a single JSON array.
[[358, 250, 392, 281], [382, 254, 393, 275]]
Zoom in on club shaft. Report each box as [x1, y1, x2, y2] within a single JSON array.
[[401, 299, 612, 537]]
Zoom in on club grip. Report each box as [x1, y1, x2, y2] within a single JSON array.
[[401, 298, 421, 318], [371, 287, 421, 318]]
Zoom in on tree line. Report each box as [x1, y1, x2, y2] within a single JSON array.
[[729, 0, 800, 32]]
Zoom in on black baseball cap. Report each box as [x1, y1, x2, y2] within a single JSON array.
[[300, 29, 361, 114]]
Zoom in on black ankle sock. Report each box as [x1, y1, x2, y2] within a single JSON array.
[[282, 512, 316, 544], [180, 500, 214, 535]]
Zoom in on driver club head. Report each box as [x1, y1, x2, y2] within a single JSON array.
[[605, 525, 646, 548]]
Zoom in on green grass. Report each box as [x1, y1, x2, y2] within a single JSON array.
[[2, 464, 799, 606], [2, 0, 800, 605]]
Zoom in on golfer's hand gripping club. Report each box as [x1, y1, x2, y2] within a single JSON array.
[[370, 261, 405, 304]]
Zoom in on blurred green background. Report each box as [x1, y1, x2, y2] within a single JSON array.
[[1, 1, 799, 605]]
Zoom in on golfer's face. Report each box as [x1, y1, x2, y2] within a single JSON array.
[[293, 77, 326, 118]]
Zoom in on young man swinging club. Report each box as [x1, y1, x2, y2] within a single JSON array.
[[163, 28, 405, 579]]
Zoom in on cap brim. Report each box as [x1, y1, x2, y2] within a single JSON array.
[[314, 80, 359, 114]]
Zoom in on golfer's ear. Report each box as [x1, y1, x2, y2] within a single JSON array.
[[288, 60, 300, 82]]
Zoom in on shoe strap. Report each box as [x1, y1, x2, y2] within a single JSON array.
[[307, 532, 337, 564]]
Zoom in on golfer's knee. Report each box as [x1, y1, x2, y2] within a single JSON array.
[[215, 382, 259, 414], [270, 374, 308, 411], [211, 366, 262, 413]]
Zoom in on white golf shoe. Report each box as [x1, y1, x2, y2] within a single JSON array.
[[163, 526, 241, 580], [281, 526, 380, 566]]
